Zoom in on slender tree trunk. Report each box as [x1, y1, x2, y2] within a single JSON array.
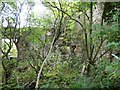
[[83, 2, 105, 76]]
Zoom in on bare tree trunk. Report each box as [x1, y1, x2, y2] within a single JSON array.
[[93, 2, 105, 24]]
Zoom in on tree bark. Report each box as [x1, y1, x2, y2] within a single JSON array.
[[93, 2, 105, 24], [15, 38, 25, 61]]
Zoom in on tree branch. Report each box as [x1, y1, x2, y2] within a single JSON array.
[[92, 37, 107, 62], [45, 2, 84, 29], [35, 32, 56, 88]]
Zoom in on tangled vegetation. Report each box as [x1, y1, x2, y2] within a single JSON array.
[[0, 1, 120, 89]]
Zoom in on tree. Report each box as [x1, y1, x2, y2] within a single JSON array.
[[1, 0, 120, 89]]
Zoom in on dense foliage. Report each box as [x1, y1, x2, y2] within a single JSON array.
[[0, 1, 120, 89]]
